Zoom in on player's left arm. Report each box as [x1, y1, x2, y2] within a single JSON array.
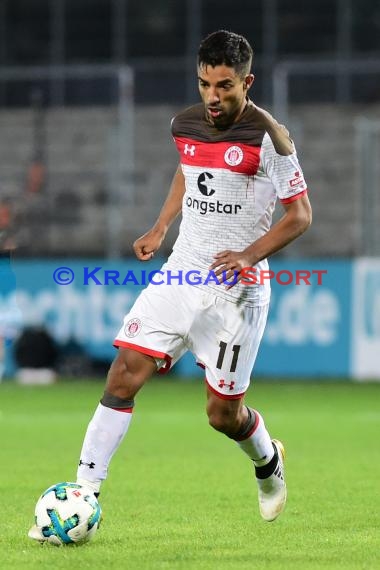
[[210, 193, 312, 282], [210, 108, 311, 283], [244, 193, 312, 263]]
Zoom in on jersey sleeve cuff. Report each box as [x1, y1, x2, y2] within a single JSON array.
[[280, 189, 308, 204]]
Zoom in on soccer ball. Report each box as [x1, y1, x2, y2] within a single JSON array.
[[28, 482, 101, 546]]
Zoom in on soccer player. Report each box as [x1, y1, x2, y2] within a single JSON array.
[[38, 30, 312, 537]]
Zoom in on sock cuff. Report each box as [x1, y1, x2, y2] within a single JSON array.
[[100, 390, 135, 411], [233, 407, 260, 441], [254, 443, 278, 479]]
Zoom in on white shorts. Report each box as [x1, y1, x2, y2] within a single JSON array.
[[114, 282, 269, 399]]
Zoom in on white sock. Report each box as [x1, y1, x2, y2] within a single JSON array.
[[77, 403, 133, 492], [236, 410, 274, 466]]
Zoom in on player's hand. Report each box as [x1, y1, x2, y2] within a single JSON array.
[[252, 104, 294, 156], [209, 250, 252, 289], [133, 226, 166, 261]]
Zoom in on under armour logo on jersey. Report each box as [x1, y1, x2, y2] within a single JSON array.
[[184, 144, 196, 156], [218, 379, 235, 390]]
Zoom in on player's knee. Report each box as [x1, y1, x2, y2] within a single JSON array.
[[105, 355, 134, 399], [104, 349, 154, 399], [208, 408, 240, 437]]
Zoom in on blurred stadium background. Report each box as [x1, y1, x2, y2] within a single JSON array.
[[0, 0, 379, 381]]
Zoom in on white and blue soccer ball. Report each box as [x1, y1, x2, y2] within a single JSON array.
[[28, 482, 101, 546]]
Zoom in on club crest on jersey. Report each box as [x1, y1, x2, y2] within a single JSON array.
[[125, 318, 142, 338], [224, 145, 243, 167]]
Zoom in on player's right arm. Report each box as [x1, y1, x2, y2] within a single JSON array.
[[133, 164, 185, 261]]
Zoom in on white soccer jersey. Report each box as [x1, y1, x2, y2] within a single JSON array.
[[167, 100, 308, 307]]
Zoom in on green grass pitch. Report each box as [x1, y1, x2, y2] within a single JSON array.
[[0, 377, 379, 570]]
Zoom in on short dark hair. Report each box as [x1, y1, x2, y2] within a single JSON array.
[[198, 30, 253, 78]]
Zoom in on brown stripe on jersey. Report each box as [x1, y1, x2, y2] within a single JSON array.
[[171, 100, 265, 146]]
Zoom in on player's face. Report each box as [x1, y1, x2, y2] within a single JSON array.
[[198, 64, 254, 128]]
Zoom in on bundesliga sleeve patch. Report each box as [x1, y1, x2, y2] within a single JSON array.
[[288, 170, 305, 190]]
